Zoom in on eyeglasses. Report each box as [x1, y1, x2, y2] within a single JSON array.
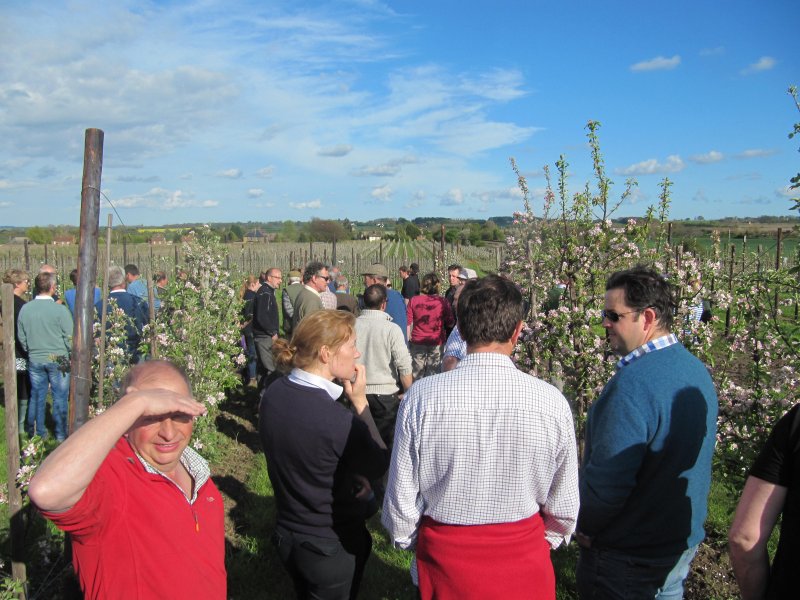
[[601, 309, 641, 323], [316, 274, 330, 282]]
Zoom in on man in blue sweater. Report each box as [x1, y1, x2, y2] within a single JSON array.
[[575, 266, 718, 599]]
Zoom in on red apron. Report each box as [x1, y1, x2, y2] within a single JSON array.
[[416, 513, 554, 600]]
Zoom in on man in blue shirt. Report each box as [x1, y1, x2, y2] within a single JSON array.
[[575, 266, 718, 599], [125, 264, 148, 302], [360, 263, 407, 342]]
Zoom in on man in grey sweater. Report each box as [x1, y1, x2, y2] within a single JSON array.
[[18, 271, 73, 441], [355, 284, 413, 451]]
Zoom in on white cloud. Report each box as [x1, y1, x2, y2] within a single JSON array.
[[741, 56, 776, 75], [630, 55, 681, 72], [117, 174, 160, 182], [689, 151, 724, 164], [255, 166, 275, 178], [626, 188, 647, 205], [776, 185, 796, 198], [440, 188, 464, 206], [109, 187, 218, 210], [253, 201, 275, 208], [318, 145, 353, 157], [615, 155, 685, 175], [735, 149, 778, 159], [0, 201, 14, 208], [354, 164, 401, 177], [289, 200, 322, 209], [699, 47, 725, 57], [693, 189, 709, 203], [371, 184, 393, 202], [216, 168, 242, 178], [404, 190, 426, 208], [352, 155, 419, 177], [247, 188, 264, 198]]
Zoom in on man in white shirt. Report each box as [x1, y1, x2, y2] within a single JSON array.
[[382, 274, 579, 600]]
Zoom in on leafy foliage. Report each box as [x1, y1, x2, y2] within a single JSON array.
[[146, 225, 246, 455]]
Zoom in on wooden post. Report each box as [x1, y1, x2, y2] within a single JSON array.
[[3, 283, 27, 588], [379, 242, 383, 264], [44, 242, 49, 264], [332, 236, 337, 265], [123, 237, 128, 266], [147, 278, 157, 358], [174, 245, 179, 275], [725, 244, 735, 336], [309, 241, 313, 262], [97, 215, 113, 408], [440, 225, 445, 259], [23, 239, 30, 271], [69, 128, 104, 433], [775, 228, 782, 315]]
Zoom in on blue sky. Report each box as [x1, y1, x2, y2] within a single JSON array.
[[1, 0, 797, 226]]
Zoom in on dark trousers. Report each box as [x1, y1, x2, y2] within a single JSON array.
[[254, 335, 277, 389], [366, 393, 400, 450], [273, 524, 372, 600]]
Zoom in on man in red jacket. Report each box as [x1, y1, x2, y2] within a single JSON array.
[[28, 360, 226, 600]]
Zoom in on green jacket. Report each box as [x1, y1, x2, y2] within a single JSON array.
[[18, 297, 73, 362]]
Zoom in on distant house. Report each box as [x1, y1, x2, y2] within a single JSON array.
[[367, 236, 382, 242], [52, 234, 75, 246], [149, 234, 169, 245], [244, 229, 274, 243]]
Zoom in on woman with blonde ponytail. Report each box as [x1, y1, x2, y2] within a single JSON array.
[[259, 310, 388, 600]]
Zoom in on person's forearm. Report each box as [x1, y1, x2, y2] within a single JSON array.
[[28, 396, 145, 512], [399, 374, 413, 391], [730, 548, 769, 600]]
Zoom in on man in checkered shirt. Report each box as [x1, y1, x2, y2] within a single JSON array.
[[382, 274, 579, 600]]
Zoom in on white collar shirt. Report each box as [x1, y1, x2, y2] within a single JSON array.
[[287, 368, 343, 401], [302, 284, 321, 298], [382, 352, 579, 552]]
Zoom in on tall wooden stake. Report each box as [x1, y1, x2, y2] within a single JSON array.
[[97, 215, 113, 408], [3, 283, 27, 588], [69, 128, 103, 433]]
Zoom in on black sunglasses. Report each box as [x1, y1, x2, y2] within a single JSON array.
[[601, 309, 640, 323]]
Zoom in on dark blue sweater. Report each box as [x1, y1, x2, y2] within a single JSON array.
[[578, 343, 718, 557], [259, 377, 389, 539]]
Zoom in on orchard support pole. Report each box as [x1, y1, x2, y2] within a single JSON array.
[[70, 128, 103, 433], [725, 244, 735, 337], [23, 239, 30, 272], [775, 228, 783, 315], [97, 215, 113, 408], [3, 283, 27, 590]]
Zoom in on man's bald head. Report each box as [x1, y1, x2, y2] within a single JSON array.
[[120, 360, 192, 398]]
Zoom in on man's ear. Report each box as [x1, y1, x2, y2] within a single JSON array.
[[642, 307, 658, 330], [510, 321, 525, 345]]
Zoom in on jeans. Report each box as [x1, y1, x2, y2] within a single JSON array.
[[577, 544, 698, 600], [244, 332, 258, 381], [28, 360, 70, 441]]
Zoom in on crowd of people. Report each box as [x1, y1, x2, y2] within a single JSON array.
[[7, 259, 795, 599]]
